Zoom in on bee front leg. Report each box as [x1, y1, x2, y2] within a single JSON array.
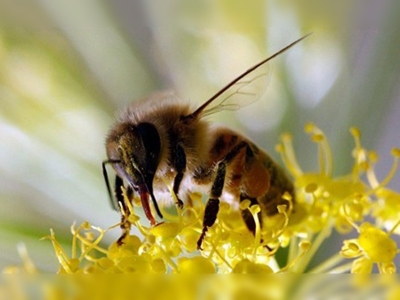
[[114, 175, 132, 245], [197, 141, 248, 250], [172, 144, 186, 208]]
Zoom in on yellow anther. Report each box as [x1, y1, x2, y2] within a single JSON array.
[[391, 148, 400, 157], [239, 200, 251, 210], [305, 122, 316, 133], [305, 183, 318, 193], [350, 127, 361, 138], [312, 134, 324, 142]]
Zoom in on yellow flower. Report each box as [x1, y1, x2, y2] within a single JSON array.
[[4, 124, 400, 276], [340, 223, 398, 274]]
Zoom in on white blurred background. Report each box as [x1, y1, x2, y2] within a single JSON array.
[[1, 0, 399, 271]]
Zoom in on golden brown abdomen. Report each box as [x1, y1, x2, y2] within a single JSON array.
[[203, 127, 295, 231]]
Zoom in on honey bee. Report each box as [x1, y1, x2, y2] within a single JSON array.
[[103, 34, 309, 249]]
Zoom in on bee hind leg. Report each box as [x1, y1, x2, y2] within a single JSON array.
[[197, 198, 220, 250]]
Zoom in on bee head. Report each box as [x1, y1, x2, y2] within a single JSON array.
[[106, 122, 161, 204]]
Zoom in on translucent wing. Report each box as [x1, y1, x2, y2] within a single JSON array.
[[186, 34, 311, 120], [200, 65, 271, 118]]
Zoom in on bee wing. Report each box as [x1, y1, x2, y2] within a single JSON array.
[[187, 34, 311, 120], [199, 65, 271, 118]]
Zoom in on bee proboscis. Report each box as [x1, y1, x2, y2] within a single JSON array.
[[103, 34, 310, 249]]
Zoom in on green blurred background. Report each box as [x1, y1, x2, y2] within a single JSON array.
[[1, 0, 399, 271]]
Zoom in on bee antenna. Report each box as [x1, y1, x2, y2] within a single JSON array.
[[102, 159, 121, 210], [188, 33, 313, 120]]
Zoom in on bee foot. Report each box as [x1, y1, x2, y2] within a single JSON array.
[[117, 233, 127, 246], [154, 221, 165, 227], [197, 227, 208, 250], [175, 198, 184, 209]]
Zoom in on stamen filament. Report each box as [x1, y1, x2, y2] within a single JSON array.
[[279, 134, 303, 176], [328, 262, 353, 274], [292, 219, 333, 273], [308, 253, 346, 273]]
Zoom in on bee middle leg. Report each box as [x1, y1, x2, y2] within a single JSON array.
[[197, 141, 249, 250], [239, 194, 261, 235], [172, 144, 186, 208]]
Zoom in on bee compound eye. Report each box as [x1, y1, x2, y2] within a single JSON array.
[[136, 123, 161, 169]]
